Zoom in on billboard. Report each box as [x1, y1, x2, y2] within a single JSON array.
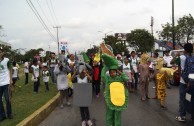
[[115, 33, 127, 40]]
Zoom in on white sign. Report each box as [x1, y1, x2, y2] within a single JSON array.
[[39, 50, 46, 57], [60, 42, 68, 51]]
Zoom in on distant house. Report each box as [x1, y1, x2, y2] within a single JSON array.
[[0, 40, 11, 49]]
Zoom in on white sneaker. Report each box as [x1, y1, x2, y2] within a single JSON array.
[[81, 121, 86, 126], [67, 102, 71, 106], [60, 104, 64, 108], [87, 120, 93, 126]]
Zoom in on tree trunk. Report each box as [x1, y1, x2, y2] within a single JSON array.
[[186, 33, 190, 43]]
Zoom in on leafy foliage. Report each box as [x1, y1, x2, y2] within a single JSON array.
[[161, 14, 194, 45], [104, 35, 127, 54], [126, 29, 154, 53]]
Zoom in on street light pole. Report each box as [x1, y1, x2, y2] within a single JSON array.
[[172, 0, 175, 49]]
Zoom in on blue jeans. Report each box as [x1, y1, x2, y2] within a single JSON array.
[[179, 83, 187, 117], [50, 67, 56, 84], [132, 73, 139, 89], [34, 77, 40, 93], [190, 83, 194, 119], [0, 85, 12, 118]]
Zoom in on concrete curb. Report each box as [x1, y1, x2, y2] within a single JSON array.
[[16, 93, 60, 126]]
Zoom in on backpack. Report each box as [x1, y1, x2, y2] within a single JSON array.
[[181, 55, 194, 83]]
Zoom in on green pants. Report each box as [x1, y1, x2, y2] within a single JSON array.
[[106, 107, 122, 126]]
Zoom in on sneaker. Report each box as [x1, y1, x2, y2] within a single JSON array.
[[8, 114, 13, 119], [161, 105, 167, 110], [0, 116, 6, 122], [87, 120, 93, 126], [82, 121, 86, 126], [175, 116, 186, 122], [67, 102, 71, 106], [96, 94, 99, 98], [60, 104, 64, 108]]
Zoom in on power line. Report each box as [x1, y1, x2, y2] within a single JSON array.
[[46, 0, 57, 26], [36, 0, 53, 27], [49, 0, 59, 25], [26, 0, 56, 41]]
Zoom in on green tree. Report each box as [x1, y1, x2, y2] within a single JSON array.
[[161, 14, 194, 46], [177, 14, 194, 43], [104, 35, 127, 54], [126, 29, 154, 53], [160, 22, 173, 41]]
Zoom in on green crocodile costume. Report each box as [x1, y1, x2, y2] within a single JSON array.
[[101, 54, 129, 126]]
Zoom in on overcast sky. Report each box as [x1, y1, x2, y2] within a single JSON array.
[[0, 0, 194, 54]]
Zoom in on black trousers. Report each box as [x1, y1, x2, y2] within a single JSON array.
[[44, 82, 49, 91], [93, 80, 100, 95], [80, 107, 90, 121], [25, 73, 28, 84]]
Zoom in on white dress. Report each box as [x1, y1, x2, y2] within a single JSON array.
[[54, 64, 71, 90]]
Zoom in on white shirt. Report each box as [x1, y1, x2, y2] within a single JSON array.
[[163, 55, 173, 67], [12, 66, 18, 78], [131, 57, 138, 73], [43, 70, 49, 82], [42, 62, 48, 67], [24, 62, 29, 73], [31, 65, 39, 78], [123, 63, 131, 73], [180, 55, 186, 84], [0, 58, 10, 86], [77, 76, 88, 83], [50, 59, 57, 68]]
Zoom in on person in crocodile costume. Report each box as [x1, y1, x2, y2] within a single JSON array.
[[101, 49, 129, 126]]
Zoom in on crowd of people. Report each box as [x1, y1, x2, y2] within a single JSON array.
[[0, 42, 194, 126]]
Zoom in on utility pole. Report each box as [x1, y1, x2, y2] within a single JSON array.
[[150, 16, 154, 36], [53, 26, 61, 54], [172, 0, 175, 49]]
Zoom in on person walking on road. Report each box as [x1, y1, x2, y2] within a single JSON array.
[[171, 43, 193, 122], [71, 67, 93, 126], [139, 53, 150, 101], [130, 51, 139, 91], [54, 60, 71, 108]]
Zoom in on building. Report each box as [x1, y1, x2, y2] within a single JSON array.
[[0, 40, 11, 49]]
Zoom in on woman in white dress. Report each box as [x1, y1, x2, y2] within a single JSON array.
[[54, 61, 71, 108]]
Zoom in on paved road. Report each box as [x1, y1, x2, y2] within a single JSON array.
[[39, 82, 193, 126]]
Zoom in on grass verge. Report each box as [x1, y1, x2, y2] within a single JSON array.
[[0, 67, 58, 126]]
